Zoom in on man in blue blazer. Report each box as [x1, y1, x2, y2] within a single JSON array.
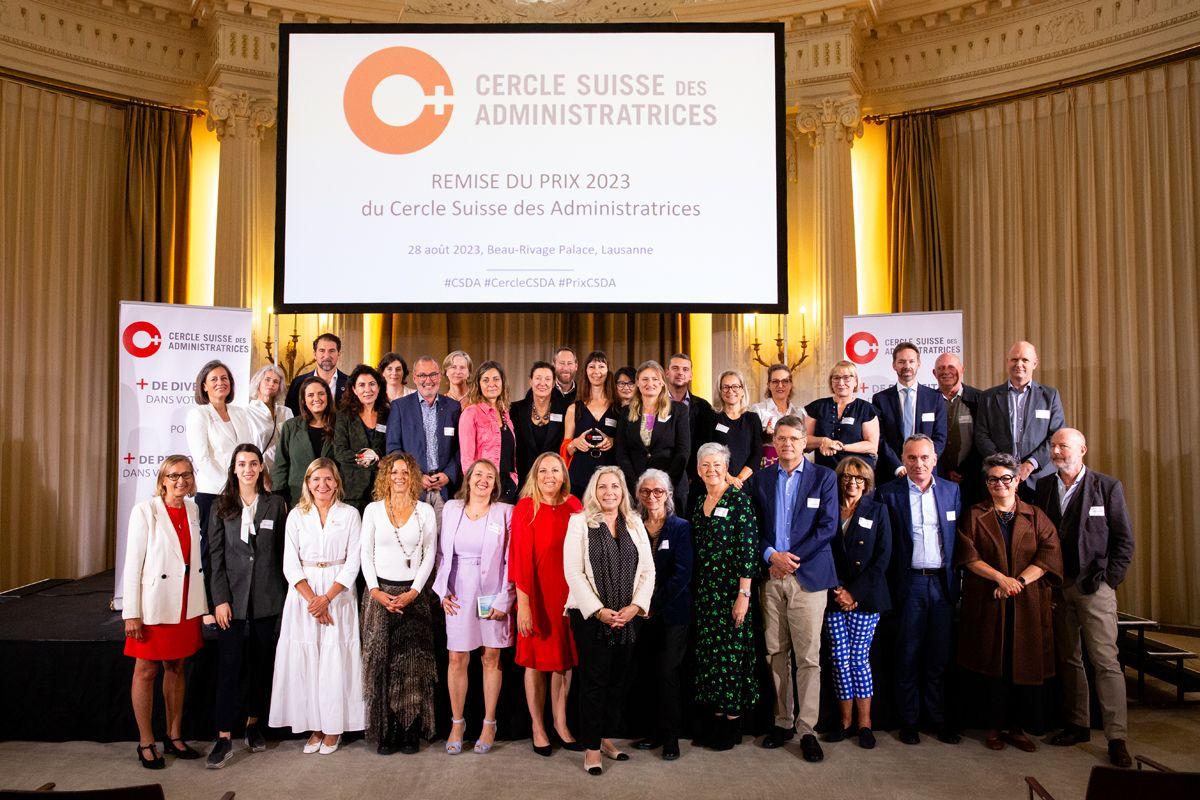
[[871, 342, 947, 480], [877, 434, 961, 745], [385, 356, 462, 510], [745, 415, 838, 762], [974, 340, 1066, 492]]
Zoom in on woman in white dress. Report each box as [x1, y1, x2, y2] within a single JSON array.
[[269, 457, 365, 754], [186, 359, 255, 543], [245, 364, 293, 477]]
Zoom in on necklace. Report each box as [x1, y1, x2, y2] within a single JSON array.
[[532, 402, 551, 426], [386, 502, 422, 571]]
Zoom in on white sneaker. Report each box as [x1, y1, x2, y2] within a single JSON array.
[[319, 736, 341, 755]]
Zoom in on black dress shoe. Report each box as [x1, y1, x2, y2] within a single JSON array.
[[800, 734, 824, 763], [1108, 739, 1132, 768], [899, 727, 921, 745], [532, 742, 553, 757], [824, 726, 854, 743], [711, 718, 735, 752], [244, 723, 266, 753], [557, 738, 586, 753], [632, 737, 662, 750], [162, 737, 202, 759], [137, 743, 165, 770], [662, 738, 680, 760], [936, 728, 962, 745], [761, 725, 795, 749], [1050, 725, 1092, 746], [857, 728, 876, 749], [206, 737, 233, 769]]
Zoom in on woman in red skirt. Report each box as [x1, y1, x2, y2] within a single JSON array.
[[509, 452, 584, 756], [121, 454, 208, 768]]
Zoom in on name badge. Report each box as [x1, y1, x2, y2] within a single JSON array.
[[858, 517, 873, 529], [550, 413, 563, 422], [958, 415, 972, 423], [375, 423, 387, 433], [946, 510, 957, 522], [1089, 505, 1105, 517], [841, 416, 855, 425], [713, 506, 729, 518], [806, 497, 820, 509], [443, 426, 455, 436], [715, 423, 730, 434], [1035, 409, 1051, 419], [604, 418, 617, 428], [260, 519, 275, 530], [659, 539, 671, 550], [487, 522, 502, 533], [921, 412, 935, 422]]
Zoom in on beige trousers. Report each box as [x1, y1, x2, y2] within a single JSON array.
[[1054, 582, 1128, 740], [761, 576, 826, 734]]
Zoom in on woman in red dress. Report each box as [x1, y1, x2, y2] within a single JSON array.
[[121, 454, 208, 769], [509, 452, 585, 756]]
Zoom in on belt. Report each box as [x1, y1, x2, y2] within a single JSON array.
[[301, 559, 346, 568], [455, 556, 481, 564], [910, 567, 942, 576]]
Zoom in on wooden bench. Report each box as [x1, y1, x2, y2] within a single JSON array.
[[1141, 640, 1198, 704]]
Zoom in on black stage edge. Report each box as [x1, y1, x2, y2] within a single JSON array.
[[0, 571, 1078, 744]]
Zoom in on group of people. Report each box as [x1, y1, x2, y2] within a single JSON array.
[[120, 334, 1135, 776]]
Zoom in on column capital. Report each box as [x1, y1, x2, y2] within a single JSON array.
[[205, 87, 277, 141], [796, 96, 863, 148]]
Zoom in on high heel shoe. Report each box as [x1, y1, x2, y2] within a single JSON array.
[[531, 738, 553, 757], [473, 719, 497, 754], [555, 731, 585, 752], [446, 718, 465, 755], [162, 737, 201, 760], [136, 743, 165, 770], [318, 735, 341, 755]]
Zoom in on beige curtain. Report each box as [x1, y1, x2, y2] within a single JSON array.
[[0, 78, 126, 590], [936, 58, 1200, 625], [887, 114, 949, 311], [379, 312, 682, 379]]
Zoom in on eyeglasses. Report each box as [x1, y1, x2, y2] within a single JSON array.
[[985, 474, 1017, 486], [414, 371, 440, 380], [638, 488, 667, 497], [165, 472, 194, 481], [830, 375, 855, 383], [768, 378, 792, 386], [616, 381, 635, 388], [720, 384, 743, 393], [840, 475, 867, 485]]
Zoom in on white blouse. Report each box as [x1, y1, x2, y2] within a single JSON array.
[[245, 399, 293, 471], [360, 501, 437, 592], [751, 399, 809, 434], [185, 403, 257, 494]]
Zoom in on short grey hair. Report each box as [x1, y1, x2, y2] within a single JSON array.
[[982, 452, 1020, 475], [635, 468, 675, 517], [249, 363, 286, 405], [903, 433, 935, 451], [696, 441, 731, 466]]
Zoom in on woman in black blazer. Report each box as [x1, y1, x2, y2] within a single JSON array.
[[204, 443, 289, 768], [509, 361, 567, 487], [270, 377, 335, 506], [614, 360, 691, 498], [826, 456, 891, 750], [333, 364, 390, 512]]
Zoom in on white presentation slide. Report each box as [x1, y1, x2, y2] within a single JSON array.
[[277, 24, 785, 312]]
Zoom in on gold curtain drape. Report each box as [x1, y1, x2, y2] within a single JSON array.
[[887, 114, 949, 312], [0, 78, 194, 591], [936, 57, 1200, 625], [378, 313, 683, 378]]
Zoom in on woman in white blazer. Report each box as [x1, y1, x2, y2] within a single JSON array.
[[186, 360, 256, 543], [563, 465, 655, 776], [269, 457, 366, 755], [244, 364, 293, 479], [122, 454, 209, 769]]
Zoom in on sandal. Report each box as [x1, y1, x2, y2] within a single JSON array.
[[137, 743, 165, 770], [446, 718, 465, 755], [474, 719, 497, 754]]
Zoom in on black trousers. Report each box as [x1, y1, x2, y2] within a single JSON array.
[[636, 619, 688, 738], [978, 598, 1045, 733], [195, 492, 217, 560], [215, 615, 279, 733], [570, 611, 639, 751]]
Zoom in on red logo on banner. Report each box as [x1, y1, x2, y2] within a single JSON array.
[[845, 331, 880, 365], [122, 321, 163, 358]]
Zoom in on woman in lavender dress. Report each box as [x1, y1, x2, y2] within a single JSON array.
[[433, 459, 515, 755]]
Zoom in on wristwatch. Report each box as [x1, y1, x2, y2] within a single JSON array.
[[737, 589, 752, 598], [1016, 576, 1027, 586]]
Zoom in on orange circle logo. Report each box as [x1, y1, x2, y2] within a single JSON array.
[[343, 47, 454, 154]]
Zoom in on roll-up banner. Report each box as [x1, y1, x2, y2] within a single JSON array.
[[114, 301, 253, 609], [842, 312, 965, 399]]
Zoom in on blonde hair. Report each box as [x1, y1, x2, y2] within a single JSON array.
[[582, 466, 636, 527], [627, 360, 673, 422], [829, 360, 861, 393], [248, 363, 287, 406], [297, 457, 345, 511], [518, 452, 571, 518], [155, 455, 196, 499], [443, 350, 473, 374], [372, 452, 422, 505], [455, 459, 502, 505], [713, 369, 749, 415]]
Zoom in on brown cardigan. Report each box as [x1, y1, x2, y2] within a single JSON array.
[[955, 500, 1063, 685]]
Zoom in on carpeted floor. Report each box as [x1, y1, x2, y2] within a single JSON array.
[[1, 703, 1197, 800]]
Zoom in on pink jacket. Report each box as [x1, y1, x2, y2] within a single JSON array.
[[459, 402, 519, 488]]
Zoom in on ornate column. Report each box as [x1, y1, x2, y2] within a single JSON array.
[[797, 96, 862, 383]]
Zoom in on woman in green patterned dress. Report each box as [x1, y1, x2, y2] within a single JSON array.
[[690, 441, 759, 751]]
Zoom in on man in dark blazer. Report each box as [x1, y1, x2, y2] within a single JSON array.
[[283, 332, 350, 416], [933, 352, 984, 506], [667, 352, 714, 514], [974, 340, 1066, 492], [385, 356, 462, 512], [871, 342, 947, 480], [1034, 428, 1134, 768], [876, 434, 961, 745], [745, 415, 838, 762]]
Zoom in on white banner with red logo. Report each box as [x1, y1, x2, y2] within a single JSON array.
[[115, 301, 253, 608], [842, 312, 964, 398]]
